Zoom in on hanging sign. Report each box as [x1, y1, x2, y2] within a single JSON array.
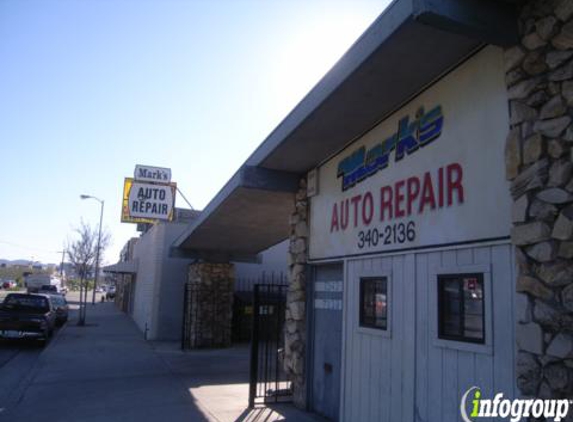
[[134, 165, 172, 183], [121, 178, 176, 223]]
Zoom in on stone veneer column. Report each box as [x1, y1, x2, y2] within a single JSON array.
[[284, 177, 309, 408], [504, 0, 573, 405], [187, 262, 234, 348]]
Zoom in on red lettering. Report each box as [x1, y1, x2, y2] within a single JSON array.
[[419, 172, 436, 213], [447, 163, 464, 206], [332, 163, 462, 227], [395, 180, 405, 218], [340, 199, 349, 229], [351, 195, 362, 227], [438, 167, 444, 207], [362, 191, 374, 225], [380, 186, 393, 221], [330, 202, 339, 232], [406, 176, 420, 216]]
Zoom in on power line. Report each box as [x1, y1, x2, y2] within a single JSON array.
[[0, 240, 62, 255]]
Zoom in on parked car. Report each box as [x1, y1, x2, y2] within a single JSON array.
[[47, 295, 68, 326], [0, 293, 56, 346], [1, 280, 17, 289], [105, 286, 116, 300]]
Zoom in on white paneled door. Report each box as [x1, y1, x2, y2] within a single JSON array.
[[341, 243, 516, 422]]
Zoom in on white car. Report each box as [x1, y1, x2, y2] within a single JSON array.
[[105, 286, 116, 299]]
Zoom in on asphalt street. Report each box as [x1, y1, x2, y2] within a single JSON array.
[[0, 341, 43, 415], [0, 289, 77, 416]]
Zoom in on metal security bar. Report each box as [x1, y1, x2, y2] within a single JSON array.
[[233, 271, 288, 343], [235, 271, 287, 292], [249, 284, 292, 407]]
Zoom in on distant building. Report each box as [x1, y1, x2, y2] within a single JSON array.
[[105, 209, 201, 340], [105, 208, 288, 342]]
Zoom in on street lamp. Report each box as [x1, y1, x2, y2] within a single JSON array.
[[80, 194, 104, 305], [56, 249, 66, 285]]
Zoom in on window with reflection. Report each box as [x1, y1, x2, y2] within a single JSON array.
[[438, 273, 485, 343], [360, 277, 388, 330]]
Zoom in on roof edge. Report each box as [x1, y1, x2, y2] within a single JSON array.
[[413, 0, 518, 47]]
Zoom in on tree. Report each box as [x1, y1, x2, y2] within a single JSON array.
[[67, 220, 110, 325]]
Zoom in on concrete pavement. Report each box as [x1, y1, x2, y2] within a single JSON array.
[[2, 295, 322, 422], [0, 340, 43, 415]]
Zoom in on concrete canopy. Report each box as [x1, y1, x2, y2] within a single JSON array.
[[103, 259, 138, 274], [175, 0, 517, 259], [173, 166, 299, 261]]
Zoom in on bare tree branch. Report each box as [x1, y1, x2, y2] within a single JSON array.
[[66, 220, 112, 325]]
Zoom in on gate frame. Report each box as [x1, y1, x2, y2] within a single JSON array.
[[248, 283, 292, 407]]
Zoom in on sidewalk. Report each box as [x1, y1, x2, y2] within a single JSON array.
[[3, 299, 322, 422]]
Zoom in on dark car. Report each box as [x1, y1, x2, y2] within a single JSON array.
[[47, 295, 68, 326], [0, 294, 56, 346]]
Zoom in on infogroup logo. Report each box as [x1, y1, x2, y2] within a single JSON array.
[[460, 386, 571, 422]]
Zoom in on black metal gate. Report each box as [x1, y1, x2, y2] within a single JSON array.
[[233, 271, 288, 343], [249, 284, 292, 407]]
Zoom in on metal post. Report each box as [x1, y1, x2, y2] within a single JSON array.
[[249, 285, 260, 408], [78, 274, 84, 325], [181, 284, 187, 350], [59, 250, 65, 281], [92, 200, 104, 305]]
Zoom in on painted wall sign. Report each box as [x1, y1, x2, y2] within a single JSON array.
[[315, 281, 343, 292], [134, 165, 172, 183], [337, 105, 443, 191], [314, 298, 343, 311], [309, 47, 511, 260], [121, 178, 176, 223]]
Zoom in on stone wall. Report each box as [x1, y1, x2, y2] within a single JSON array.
[[504, 0, 573, 404], [284, 177, 309, 408], [114, 273, 132, 313], [185, 262, 234, 348]]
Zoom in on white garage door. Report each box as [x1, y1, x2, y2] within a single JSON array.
[[342, 242, 516, 422]]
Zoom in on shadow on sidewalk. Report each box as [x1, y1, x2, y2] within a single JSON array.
[[152, 343, 322, 422]]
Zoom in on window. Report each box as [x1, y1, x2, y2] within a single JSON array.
[[360, 277, 388, 330], [438, 273, 484, 344], [3, 294, 49, 312]]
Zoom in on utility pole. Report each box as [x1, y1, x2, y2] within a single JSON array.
[[92, 200, 104, 305], [57, 249, 66, 285]]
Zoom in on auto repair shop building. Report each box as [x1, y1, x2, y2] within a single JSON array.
[[174, 0, 573, 421]]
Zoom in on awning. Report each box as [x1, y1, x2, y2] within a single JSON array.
[[103, 260, 138, 274], [175, 0, 518, 258], [173, 166, 299, 261]]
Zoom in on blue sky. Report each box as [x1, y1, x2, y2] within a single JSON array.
[[0, 0, 388, 265]]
